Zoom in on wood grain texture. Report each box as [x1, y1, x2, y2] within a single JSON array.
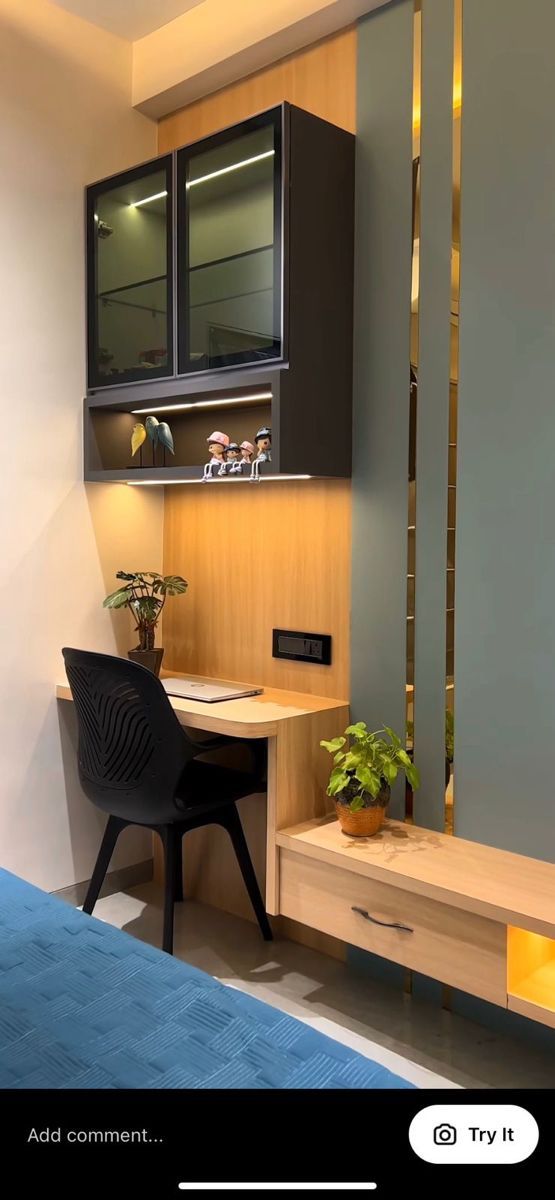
[[158, 28, 356, 152], [147, 32, 356, 952], [266, 703, 349, 913], [508, 994, 555, 1030], [162, 481, 351, 699], [56, 679, 345, 737], [279, 847, 507, 1005], [276, 816, 555, 936], [158, 27, 355, 701]]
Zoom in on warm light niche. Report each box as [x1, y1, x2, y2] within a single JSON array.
[[507, 926, 555, 1028]]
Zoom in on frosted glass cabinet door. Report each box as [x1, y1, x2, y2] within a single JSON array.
[[86, 156, 173, 388], [177, 108, 283, 374]]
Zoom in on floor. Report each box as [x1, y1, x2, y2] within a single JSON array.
[[91, 883, 555, 1089]]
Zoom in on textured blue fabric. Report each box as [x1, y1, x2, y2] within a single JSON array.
[[0, 869, 414, 1090]]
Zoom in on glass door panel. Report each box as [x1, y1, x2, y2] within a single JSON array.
[[178, 109, 282, 373], [87, 157, 173, 388]]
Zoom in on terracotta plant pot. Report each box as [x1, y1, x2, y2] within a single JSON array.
[[335, 784, 390, 837], [128, 647, 164, 677]]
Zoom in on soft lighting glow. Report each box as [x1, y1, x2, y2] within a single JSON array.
[[508, 926, 555, 1012], [131, 393, 272, 415], [186, 150, 275, 189], [127, 475, 312, 487], [178, 1186, 376, 1193], [129, 191, 168, 208]]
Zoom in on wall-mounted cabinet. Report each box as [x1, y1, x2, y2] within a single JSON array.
[[87, 155, 173, 390], [84, 104, 355, 482]]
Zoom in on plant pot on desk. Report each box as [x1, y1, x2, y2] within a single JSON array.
[[128, 647, 164, 677], [335, 783, 391, 837]]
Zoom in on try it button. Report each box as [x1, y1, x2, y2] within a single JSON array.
[[409, 1105, 539, 1164]]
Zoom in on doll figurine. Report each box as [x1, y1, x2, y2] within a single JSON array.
[[251, 426, 272, 480], [240, 440, 254, 467], [202, 431, 230, 480], [222, 442, 241, 475]]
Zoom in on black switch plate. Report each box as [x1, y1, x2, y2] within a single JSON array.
[[272, 629, 332, 665]]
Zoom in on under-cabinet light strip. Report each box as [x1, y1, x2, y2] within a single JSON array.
[[186, 150, 275, 189], [129, 191, 168, 208], [126, 475, 312, 486], [131, 393, 272, 415]]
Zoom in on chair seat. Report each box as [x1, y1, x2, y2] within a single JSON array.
[[174, 759, 264, 819]]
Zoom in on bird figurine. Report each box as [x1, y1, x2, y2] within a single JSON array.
[[157, 421, 175, 462], [131, 422, 147, 466], [145, 415, 159, 465]]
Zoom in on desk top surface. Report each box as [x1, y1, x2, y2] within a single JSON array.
[[56, 673, 348, 738]]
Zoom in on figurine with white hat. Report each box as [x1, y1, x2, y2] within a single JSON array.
[[202, 430, 230, 480], [251, 426, 272, 480]]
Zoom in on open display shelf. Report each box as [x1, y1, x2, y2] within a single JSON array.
[[85, 384, 273, 483], [84, 369, 339, 482]]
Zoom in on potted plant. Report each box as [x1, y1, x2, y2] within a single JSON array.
[[321, 722, 420, 836], [103, 570, 188, 676]]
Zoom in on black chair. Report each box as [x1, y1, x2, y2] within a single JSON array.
[[62, 648, 272, 954]]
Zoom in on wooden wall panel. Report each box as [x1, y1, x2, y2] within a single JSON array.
[[158, 28, 356, 151], [159, 28, 356, 701], [163, 480, 350, 698]]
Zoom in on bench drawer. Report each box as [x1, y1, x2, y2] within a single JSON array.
[[279, 848, 507, 1005]]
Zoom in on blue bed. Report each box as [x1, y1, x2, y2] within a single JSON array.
[[0, 869, 414, 1090]]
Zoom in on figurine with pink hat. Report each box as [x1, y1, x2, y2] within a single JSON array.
[[202, 430, 230, 480], [240, 441, 254, 472]]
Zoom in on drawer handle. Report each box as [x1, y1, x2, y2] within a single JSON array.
[[351, 905, 414, 934]]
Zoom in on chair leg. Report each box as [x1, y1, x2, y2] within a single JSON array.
[[82, 816, 125, 916], [220, 805, 273, 941], [160, 826, 179, 955], [174, 828, 184, 903]]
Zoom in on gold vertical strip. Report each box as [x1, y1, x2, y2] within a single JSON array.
[[447, 0, 462, 832], [406, 1, 422, 821]]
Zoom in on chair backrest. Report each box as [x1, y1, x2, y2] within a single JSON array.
[[62, 648, 195, 824]]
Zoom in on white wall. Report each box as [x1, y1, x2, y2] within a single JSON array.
[[0, 0, 164, 890]]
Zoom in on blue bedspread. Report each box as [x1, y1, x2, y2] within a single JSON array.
[[0, 869, 414, 1090]]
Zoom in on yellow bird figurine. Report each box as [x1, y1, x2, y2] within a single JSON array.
[[131, 423, 147, 458]]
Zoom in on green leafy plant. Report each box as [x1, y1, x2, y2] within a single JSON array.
[[103, 571, 187, 651], [445, 708, 454, 763], [407, 710, 454, 763], [321, 722, 420, 812]]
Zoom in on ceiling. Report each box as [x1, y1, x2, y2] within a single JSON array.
[[50, 0, 206, 41]]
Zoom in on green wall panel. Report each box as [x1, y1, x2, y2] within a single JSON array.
[[352, 0, 414, 816], [455, 0, 555, 860]]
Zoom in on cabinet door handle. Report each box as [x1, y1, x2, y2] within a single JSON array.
[[351, 905, 413, 934]]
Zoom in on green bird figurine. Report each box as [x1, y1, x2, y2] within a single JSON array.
[[145, 415, 159, 465], [157, 421, 175, 458]]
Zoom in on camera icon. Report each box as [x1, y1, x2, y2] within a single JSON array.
[[433, 1123, 457, 1146]]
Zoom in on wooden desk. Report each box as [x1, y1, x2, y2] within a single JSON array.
[[56, 679, 349, 920]]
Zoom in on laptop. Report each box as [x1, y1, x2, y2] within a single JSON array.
[[162, 677, 263, 703]]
